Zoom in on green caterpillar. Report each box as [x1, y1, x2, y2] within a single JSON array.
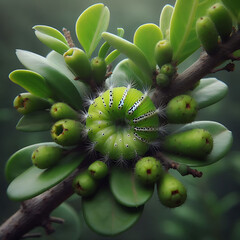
[[86, 87, 160, 160]]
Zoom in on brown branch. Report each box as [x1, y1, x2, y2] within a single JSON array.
[[156, 152, 203, 178], [1, 29, 240, 240], [0, 169, 80, 240]]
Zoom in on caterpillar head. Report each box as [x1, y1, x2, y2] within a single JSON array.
[[85, 87, 161, 161]]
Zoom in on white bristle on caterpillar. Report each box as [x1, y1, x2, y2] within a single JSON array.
[[134, 127, 160, 132], [118, 86, 130, 109], [128, 94, 147, 115]]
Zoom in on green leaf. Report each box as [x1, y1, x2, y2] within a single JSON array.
[[189, 78, 228, 109], [16, 110, 55, 132], [16, 50, 83, 110], [133, 24, 163, 69], [9, 70, 52, 99], [160, 4, 174, 39], [7, 153, 84, 201], [164, 121, 233, 167], [108, 59, 152, 90], [222, 0, 240, 18], [110, 167, 153, 207], [82, 185, 143, 236], [34, 31, 69, 55], [5, 142, 59, 182], [102, 32, 153, 77], [76, 3, 110, 58], [33, 25, 68, 45], [29, 203, 81, 240], [170, 0, 220, 63], [105, 49, 120, 65]]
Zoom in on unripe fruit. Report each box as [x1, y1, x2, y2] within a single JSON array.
[[156, 73, 170, 88], [160, 63, 176, 77], [13, 93, 50, 114], [196, 16, 219, 55], [72, 171, 97, 197], [51, 119, 83, 146], [207, 3, 233, 42], [32, 146, 63, 169], [91, 57, 107, 85], [154, 40, 173, 68], [157, 173, 187, 208], [50, 102, 79, 120], [88, 160, 108, 180], [163, 128, 214, 158], [64, 47, 92, 80], [166, 95, 198, 124], [135, 157, 163, 185]]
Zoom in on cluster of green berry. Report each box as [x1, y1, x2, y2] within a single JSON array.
[[196, 3, 233, 54]]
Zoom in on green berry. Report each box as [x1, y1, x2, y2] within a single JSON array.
[[135, 157, 163, 185], [13, 93, 50, 114], [64, 47, 92, 80], [91, 57, 107, 85], [207, 3, 233, 42], [50, 102, 79, 120], [156, 73, 170, 88], [32, 146, 63, 169], [157, 173, 187, 208], [88, 161, 108, 180], [196, 16, 219, 55], [72, 171, 97, 197], [166, 95, 198, 124], [51, 119, 83, 146], [163, 128, 214, 158], [154, 40, 173, 68], [160, 63, 176, 77]]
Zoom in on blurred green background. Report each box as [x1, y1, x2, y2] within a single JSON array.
[[0, 0, 239, 239]]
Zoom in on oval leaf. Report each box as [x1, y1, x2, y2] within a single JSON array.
[[34, 30, 69, 55], [164, 121, 233, 167], [170, 0, 220, 63], [110, 167, 154, 207], [76, 3, 110, 58], [16, 110, 55, 132], [9, 70, 52, 99], [108, 59, 152, 90], [5, 142, 59, 182], [102, 32, 153, 77], [30, 203, 81, 240], [134, 23, 163, 69], [7, 153, 84, 201], [159, 4, 174, 39], [82, 186, 143, 236], [33, 25, 68, 45], [189, 78, 228, 109], [16, 50, 83, 110]]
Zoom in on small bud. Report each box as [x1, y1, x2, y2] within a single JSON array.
[[156, 73, 170, 88], [196, 16, 219, 55], [160, 63, 176, 77], [135, 157, 163, 185], [157, 173, 187, 208], [166, 95, 198, 124], [91, 57, 107, 85], [64, 47, 92, 80], [88, 160, 108, 180], [72, 171, 97, 197], [50, 102, 79, 120], [51, 119, 83, 146], [154, 40, 173, 68], [163, 128, 214, 158], [177, 164, 188, 176], [32, 146, 63, 169], [207, 3, 233, 42], [13, 93, 50, 114]]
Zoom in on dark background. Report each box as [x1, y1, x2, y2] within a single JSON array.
[[0, 0, 239, 239]]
